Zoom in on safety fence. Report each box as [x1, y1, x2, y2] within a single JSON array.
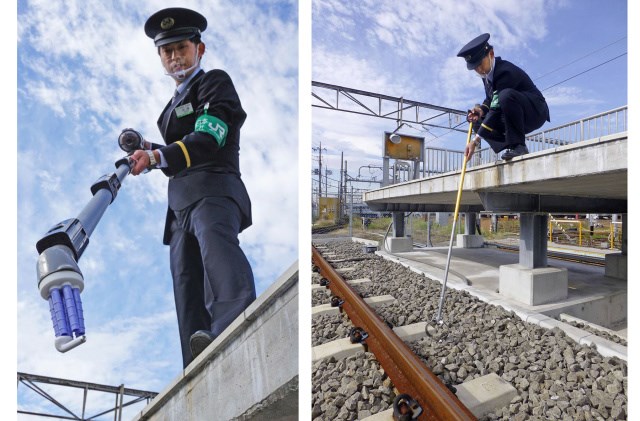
[[549, 218, 623, 250], [424, 106, 627, 176]]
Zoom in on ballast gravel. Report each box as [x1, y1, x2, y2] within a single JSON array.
[[311, 240, 627, 420]]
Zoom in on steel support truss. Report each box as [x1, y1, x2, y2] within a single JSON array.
[[17, 372, 158, 421], [312, 81, 467, 133]]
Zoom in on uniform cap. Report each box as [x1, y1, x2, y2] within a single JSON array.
[[144, 8, 207, 47], [457, 33, 492, 70]]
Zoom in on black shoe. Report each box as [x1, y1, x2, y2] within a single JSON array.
[[501, 144, 529, 160], [190, 330, 216, 359]]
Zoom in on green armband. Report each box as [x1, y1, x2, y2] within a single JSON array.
[[490, 91, 500, 110], [194, 102, 228, 147]]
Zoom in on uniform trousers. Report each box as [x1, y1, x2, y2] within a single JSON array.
[[169, 196, 256, 367], [476, 88, 548, 153]]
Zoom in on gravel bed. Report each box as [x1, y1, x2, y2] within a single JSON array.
[[312, 288, 332, 306], [311, 240, 628, 420], [312, 312, 354, 346], [312, 272, 323, 284], [312, 352, 397, 421]]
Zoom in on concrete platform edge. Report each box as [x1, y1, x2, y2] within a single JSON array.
[[132, 261, 299, 421]]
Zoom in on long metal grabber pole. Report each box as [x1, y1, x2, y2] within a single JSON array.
[[312, 246, 476, 421], [35, 157, 133, 353], [434, 122, 473, 323]]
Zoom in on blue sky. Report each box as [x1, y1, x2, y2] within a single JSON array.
[[311, 0, 629, 194], [13, 0, 298, 418]]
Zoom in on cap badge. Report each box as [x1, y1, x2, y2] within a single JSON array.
[[161, 17, 175, 30]]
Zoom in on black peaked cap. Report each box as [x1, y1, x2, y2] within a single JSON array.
[[457, 33, 492, 70], [145, 8, 207, 47]]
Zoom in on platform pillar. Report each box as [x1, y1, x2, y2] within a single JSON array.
[[605, 213, 627, 280], [435, 212, 449, 225], [519, 213, 547, 268], [457, 213, 484, 248], [499, 213, 568, 305], [385, 212, 413, 252]]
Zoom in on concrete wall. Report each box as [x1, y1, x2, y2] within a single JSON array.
[[542, 290, 627, 329], [131, 262, 299, 421]]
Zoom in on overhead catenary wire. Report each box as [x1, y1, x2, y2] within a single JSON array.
[[540, 52, 626, 92], [534, 36, 626, 81]]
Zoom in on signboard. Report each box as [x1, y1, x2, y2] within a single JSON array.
[[319, 197, 339, 220], [383, 132, 424, 161]]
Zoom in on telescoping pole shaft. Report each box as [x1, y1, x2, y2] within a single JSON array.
[[434, 122, 473, 323], [36, 157, 133, 353], [77, 159, 131, 237]]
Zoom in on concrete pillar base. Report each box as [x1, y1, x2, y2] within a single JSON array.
[[499, 264, 568, 305], [456, 234, 484, 248], [385, 237, 413, 252], [605, 253, 627, 280]]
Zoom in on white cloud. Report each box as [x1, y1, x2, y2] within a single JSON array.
[[544, 85, 602, 107]]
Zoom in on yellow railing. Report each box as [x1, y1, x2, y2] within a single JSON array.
[[610, 221, 623, 250], [549, 219, 623, 250], [549, 220, 582, 246]]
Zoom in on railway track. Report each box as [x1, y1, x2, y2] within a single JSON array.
[[312, 223, 347, 234], [311, 239, 627, 420]]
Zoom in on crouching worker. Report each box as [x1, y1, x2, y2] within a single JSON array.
[[458, 33, 550, 161]]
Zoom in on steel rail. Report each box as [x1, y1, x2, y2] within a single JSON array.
[[312, 245, 476, 421]]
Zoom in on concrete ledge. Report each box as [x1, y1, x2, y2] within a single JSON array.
[[499, 264, 568, 305], [312, 295, 397, 317], [384, 237, 413, 253], [351, 237, 380, 246], [392, 322, 428, 343], [579, 334, 627, 360], [554, 291, 627, 329], [455, 373, 518, 418], [560, 313, 626, 341], [312, 337, 364, 363], [360, 373, 516, 420], [312, 278, 372, 292], [132, 262, 299, 421], [336, 267, 356, 275], [456, 234, 484, 248], [312, 322, 428, 363], [359, 409, 393, 421], [605, 253, 627, 280], [346, 278, 373, 286]]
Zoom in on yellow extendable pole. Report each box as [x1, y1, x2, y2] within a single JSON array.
[[434, 122, 474, 323]]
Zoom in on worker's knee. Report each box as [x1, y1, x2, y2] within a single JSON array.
[[498, 88, 519, 105]]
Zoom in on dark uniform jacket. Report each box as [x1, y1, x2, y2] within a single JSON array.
[[150, 69, 252, 245], [479, 57, 550, 122]]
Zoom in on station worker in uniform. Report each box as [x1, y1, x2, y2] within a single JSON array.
[[458, 33, 550, 161], [129, 7, 256, 368]]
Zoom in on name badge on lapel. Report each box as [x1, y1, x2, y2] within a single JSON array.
[[175, 103, 194, 118]]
